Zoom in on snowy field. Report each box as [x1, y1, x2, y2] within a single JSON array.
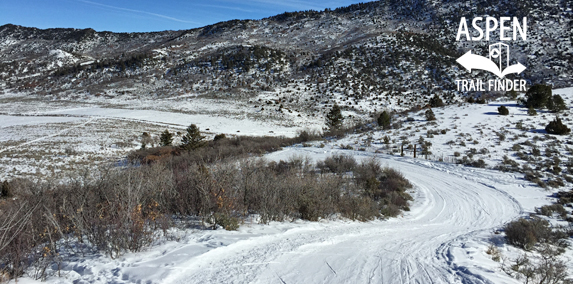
[[0, 93, 320, 180], [3, 88, 572, 181], [2, 88, 573, 283], [43, 107, 303, 137]]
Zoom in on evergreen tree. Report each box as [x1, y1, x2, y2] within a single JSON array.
[[547, 95, 568, 113], [326, 103, 344, 130], [506, 90, 518, 100], [1, 180, 13, 198], [425, 108, 436, 121], [525, 84, 552, 109], [527, 106, 537, 116], [181, 124, 206, 150], [498, 105, 509, 115], [377, 110, 391, 129], [160, 130, 173, 146], [429, 95, 445, 107], [545, 117, 571, 135]]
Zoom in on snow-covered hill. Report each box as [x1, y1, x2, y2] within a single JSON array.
[[1, 0, 572, 122]]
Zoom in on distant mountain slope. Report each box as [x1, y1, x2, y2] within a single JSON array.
[[0, 0, 571, 112]]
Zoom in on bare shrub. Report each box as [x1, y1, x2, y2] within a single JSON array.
[[504, 218, 545, 250], [64, 146, 77, 156], [296, 128, 322, 142], [339, 195, 379, 221], [504, 218, 567, 250], [237, 157, 342, 223], [556, 190, 573, 204], [354, 158, 383, 198], [380, 204, 401, 217], [486, 243, 501, 262], [379, 168, 413, 193], [536, 204, 568, 219], [213, 133, 226, 141], [0, 199, 40, 280], [0, 181, 13, 199], [354, 159, 413, 215], [504, 246, 571, 284], [129, 134, 321, 166], [317, 153, 357, 174], [0, 142, 415, 282]]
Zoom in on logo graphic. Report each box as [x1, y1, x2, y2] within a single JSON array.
[[456, 42, 526, 79]]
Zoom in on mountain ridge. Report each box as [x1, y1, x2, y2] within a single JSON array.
[[0, 0, 571, 116]]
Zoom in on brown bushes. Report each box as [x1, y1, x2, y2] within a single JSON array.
[[354, 159, 413, 213], [556, 190, 573, 204], [0, 151, 414, 281], [536, 204, 568, 219], [504, 217, 568, 250], [130, 134, 314, 165], [317, 153, 357, 174]]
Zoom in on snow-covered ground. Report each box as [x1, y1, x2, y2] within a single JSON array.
[[0, 92, 321, 180], [331, 87, 573, 178], [3, 88, 573, 283], [43, 107, 302, 137], [0, 115, 84, 129], [15, 149, 557, 284]]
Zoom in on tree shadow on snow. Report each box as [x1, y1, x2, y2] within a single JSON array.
[[531, 129, 548, 134], [487, 103, 520, 108]]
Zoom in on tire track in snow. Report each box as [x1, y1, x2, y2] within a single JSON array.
[[0, 117, 94, 154]]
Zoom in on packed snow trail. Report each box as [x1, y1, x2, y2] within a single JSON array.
[[161, 148, 527, 284]]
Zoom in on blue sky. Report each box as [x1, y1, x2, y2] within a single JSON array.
[[1, 0, 369, 32]]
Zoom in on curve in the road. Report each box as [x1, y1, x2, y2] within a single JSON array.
[[163, 148, 523, 284]]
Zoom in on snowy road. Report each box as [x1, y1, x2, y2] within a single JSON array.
[[157, 148, 542, 284], [19, 147, 547, 284]]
